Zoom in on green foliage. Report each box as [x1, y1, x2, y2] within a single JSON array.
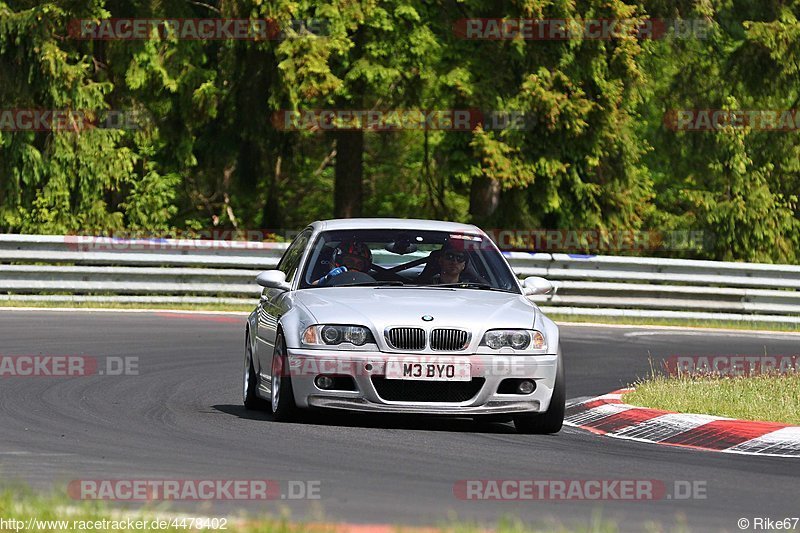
[[0, 0, 797, 262], [635, 0, 800, 262], [680, 98, 798, 262]]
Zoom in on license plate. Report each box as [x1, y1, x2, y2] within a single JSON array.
[[385, 361, 471, 381]]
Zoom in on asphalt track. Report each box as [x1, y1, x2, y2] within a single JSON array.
[[1, 309, 799, 531]]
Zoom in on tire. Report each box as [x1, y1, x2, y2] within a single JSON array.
[[270, 333, 297, 421], [513, 347, 565, 434], [243, 333, 269, 410]]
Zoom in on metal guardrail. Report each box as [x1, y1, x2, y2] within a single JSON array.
[[1, 234, 799, 323]]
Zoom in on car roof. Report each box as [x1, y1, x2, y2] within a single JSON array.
[[309, 218, 483, 234]]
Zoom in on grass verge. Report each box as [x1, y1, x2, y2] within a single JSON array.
[[624, 373, 800, 425], [0, 488, 627, 533], [548, 313, 800, 333], [0, 300, 252, 313]]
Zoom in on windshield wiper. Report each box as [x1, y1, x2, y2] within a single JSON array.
[[435, 282, 516, 293]]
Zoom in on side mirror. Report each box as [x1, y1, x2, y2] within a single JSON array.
[[522, 276, 553, 296], [256, 270, 291, 291]]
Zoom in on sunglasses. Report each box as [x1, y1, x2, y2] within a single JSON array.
[[443, 252, 467, 263]]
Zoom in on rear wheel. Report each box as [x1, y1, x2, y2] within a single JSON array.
[[270, 333, 297, 421], [513, 347, 565, 434], [243, 334, 269, 410]]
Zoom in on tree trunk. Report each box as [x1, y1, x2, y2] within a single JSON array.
[[469, 176, 500, 222], [261, 155, 282, 229], [332, 25, 365, 219], [333, 129, 364, 218]]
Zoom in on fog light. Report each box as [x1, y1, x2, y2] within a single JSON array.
[[517, 380, 535, 394], [315, 375, 335, 390]]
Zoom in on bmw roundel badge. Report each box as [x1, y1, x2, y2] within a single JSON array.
[[421, 315, 434, 321]]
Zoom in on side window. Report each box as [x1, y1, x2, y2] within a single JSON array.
[[277, 230, 312, 283]]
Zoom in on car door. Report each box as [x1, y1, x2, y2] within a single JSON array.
[[255, 229, 312, 380]]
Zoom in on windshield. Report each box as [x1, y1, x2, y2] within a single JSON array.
[[298, 229, 521, 293]]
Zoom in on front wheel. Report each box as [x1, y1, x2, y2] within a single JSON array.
[[270, 333, 297, 421], [243, 335, 269, 410], [513, 347, 565, 434]]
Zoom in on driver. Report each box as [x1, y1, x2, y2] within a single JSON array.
[[313, 240, 373, 286]]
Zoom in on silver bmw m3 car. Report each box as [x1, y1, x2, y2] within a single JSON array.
[[243, 218, 564, 433]]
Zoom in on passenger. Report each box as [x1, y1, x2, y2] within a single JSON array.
[[430, 243, 468, 284]]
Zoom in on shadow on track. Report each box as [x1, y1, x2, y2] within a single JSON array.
[[212, 404, 517, 434], [212, 404, 273, 421]]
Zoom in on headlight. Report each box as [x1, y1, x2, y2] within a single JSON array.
[[480, 329, 546, 351], [302, 325, 375, 346]]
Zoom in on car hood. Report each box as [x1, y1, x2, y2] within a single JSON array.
[[293, 287, 537, 331]]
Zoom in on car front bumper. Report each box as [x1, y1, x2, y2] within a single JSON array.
[[285, 348, 559, 415]]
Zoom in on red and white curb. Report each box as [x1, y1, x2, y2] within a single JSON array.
[[565, 389, 800, 458]]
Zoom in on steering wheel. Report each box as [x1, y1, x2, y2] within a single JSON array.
[[323, 270, 377, 287]]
